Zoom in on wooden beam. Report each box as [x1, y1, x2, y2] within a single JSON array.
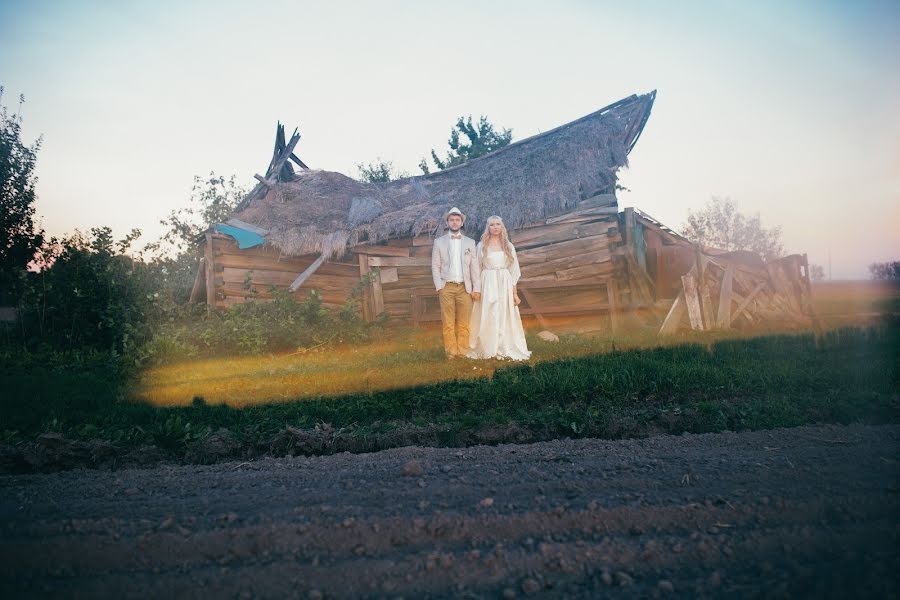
[[658, 291, 686, 336], [371, 268, 385, 317], [289, 254, 326, 292], [368, 256, 430, 268], [518, 289, 550, 329], [716, 264, 734, 329], [204, 233, 217, 311], [729, 281, 766, 326], [354, 245, 411, 257], [681, 274, 704, 330]]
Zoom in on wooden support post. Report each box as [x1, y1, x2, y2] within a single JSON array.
[[518, 289, 550, 329], [288, 254, 326, 292], [681, 274, 704, 331], [693, 244, 713, 328], [623, 207, 635, 248], [204, 233, 217, 312], [358, 254, 373, 322], [659, 291, 687, 336], [371, 268, 385, 317], [716, 264, 734, 329]]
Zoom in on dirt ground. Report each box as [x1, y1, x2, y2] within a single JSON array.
[[1, 424, 898, 599]]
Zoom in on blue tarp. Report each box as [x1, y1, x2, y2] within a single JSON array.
[[214, 224, 266, 249]]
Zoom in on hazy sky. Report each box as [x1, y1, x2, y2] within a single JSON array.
[[2, 0, 898, 278]]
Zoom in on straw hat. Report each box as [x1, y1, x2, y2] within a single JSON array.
[[444, 206, 466, 224]]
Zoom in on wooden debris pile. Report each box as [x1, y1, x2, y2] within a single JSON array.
[[659, 249, 817, 335]]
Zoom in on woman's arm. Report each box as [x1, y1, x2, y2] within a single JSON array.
[[508, 243, 521, 285], [512, 283, 521, 306]]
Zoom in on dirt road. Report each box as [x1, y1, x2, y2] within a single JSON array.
[[2, 424, 898, 599]]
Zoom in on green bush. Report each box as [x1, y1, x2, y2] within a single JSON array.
[[140, 284, 379, 363]]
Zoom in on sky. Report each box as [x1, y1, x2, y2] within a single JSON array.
[[1, 0, 898, 278]]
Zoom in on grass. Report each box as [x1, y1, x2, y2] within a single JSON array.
[[1, 281, 897, 460]]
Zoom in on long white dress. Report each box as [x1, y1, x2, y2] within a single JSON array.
[[467, 245, 531, 360]]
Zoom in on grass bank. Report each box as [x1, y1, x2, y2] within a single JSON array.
[[2, 319, 897, 471]]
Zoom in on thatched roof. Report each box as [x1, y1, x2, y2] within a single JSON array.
[[229, 91, 656, 258]]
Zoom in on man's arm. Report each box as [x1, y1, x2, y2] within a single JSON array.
[[470, 240, 482, 296], [431, 239, 444, 291]]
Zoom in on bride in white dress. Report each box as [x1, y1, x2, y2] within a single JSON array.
[[467, 216, 531, 360]]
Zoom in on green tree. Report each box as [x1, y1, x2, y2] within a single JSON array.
[[0, 87, 44, 303], [809, 263, 826, 282], [17, 227, 159, 353], [152, 172, 247, 254], [356, 158, 407, 183], [419, 115, 512, 174], [868, 261, 899, 280], [681, 197, 784, 261]]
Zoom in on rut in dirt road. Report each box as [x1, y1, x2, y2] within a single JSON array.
[[1, 424, 898, 599]]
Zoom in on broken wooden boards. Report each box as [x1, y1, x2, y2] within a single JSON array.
[[658, 249, 817, 335]]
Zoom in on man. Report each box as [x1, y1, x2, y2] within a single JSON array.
[[431, 207, 481, 358]]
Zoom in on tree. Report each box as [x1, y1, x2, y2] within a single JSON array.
[[681, 197, 784, 261], [868, 261, 899, 280], [150, 172, 247, 255], [809, 264, 825, 281], [419, 115, 512, 174], [356, 158, 407, 183], [0, 87, 44, 303]]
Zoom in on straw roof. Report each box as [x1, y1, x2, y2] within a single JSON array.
[[230, 91, 656, 258]]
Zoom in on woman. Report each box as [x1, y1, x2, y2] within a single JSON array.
[[467, 216, 531, 360]]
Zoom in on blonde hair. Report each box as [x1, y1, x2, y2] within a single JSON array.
[[479, 216, 515, 268]]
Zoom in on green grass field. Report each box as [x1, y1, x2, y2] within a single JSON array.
[[1, 281, 897, 458]]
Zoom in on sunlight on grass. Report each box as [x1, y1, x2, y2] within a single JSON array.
[[138, 281, 898, 407]]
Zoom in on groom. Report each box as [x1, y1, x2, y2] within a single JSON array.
[[432, 207, 481, 358]]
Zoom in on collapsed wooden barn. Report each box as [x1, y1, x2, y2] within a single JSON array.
[[191, 91, 816, 335]]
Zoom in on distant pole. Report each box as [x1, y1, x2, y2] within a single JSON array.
[[828, 248, 832, 281]]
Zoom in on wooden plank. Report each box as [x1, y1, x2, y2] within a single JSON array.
[[516, 235, 613, 263], [511, 219, 616, 249], [379, 267, 398, 284], [221, 268, 356, 289], [519, 250, 613, 278], [518, 289, 549, 328], [215, 253, 358, 276], [353, 244, 410, 257], [189, 258, 205, 304], [289, 254, 326, 292], [681, 274, 704, 330], [368, 256, 431, 268], [716, 264, 734, 329], [555, 261, 616, 282], [730, 281, 766, 326], [658, 291, 686, 336], [545, 206, 618, 224]]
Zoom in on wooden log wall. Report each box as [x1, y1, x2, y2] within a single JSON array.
[[350, 211, 626, 324], [204, 234, 360, 310], [200, 197, 677, 329]]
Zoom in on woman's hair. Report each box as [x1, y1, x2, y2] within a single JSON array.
[[479, 215, 515, 268]]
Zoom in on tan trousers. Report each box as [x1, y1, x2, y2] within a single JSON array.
[[438, 282, 473, 357]]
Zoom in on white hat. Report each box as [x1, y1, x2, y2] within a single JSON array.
[[444, 206, 466, 224]]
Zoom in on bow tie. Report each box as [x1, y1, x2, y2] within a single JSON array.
[[450, 234, 462, 239]]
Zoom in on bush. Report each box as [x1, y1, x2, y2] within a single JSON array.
[[140, 284, 378, 364]]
